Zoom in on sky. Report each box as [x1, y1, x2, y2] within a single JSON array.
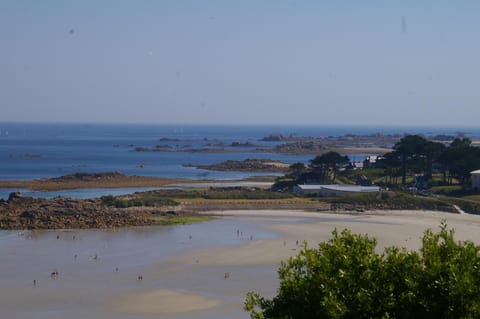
[[1, 0, 480, 126]]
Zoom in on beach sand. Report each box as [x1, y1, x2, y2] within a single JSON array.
[[110, 210, 480, 318], [111, 289, 222, 314]]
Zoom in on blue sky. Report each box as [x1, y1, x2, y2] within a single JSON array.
[[1, 1, 479, 126]]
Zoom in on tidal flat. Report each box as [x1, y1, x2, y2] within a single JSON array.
[[2, 210, 480, 318]]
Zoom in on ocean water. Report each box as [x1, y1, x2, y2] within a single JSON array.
[[1, 123, 478, 198], [0, 123, 317, 181]]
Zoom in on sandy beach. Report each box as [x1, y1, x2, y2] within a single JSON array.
[[112, 210, 480, 318], [3, 209, 480, 318]]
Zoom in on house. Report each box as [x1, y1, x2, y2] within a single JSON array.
[[293, 184, 381, 197], [471, 170, 480, 190], [363, 155, 383, 169]]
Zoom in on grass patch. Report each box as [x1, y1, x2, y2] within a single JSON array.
[[151, 215, 215, 226], [201, 190, 294, 200], [439, 197, 480, 214], [136, 189, 295, 200], [342, 168, 386, 181], [462, 195, 480, 202], [315, 192, 453, 211], [100, 195, 178, 208], [312, 191, 480, 214]]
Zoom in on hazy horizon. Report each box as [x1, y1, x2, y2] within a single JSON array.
[[2, 1, 479, 126]]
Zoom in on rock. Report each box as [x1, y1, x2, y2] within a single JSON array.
[[8, 192, 22, 201]]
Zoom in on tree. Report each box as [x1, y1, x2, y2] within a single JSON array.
[[376, 151, 402, 185], [422, 141, 445, 179], [387, 135, 445, 185], [310, 152, 350, 183], [438, 138, 480, 185], [288, 162, 307, 179], [393, 135, 429, 184], [245, 223, 480, 319]]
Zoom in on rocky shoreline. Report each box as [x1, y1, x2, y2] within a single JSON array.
[[0, 192, 176, 230]]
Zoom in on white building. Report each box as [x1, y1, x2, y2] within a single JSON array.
[[471, 170, 480, 190], [293, 184, 380, 197]]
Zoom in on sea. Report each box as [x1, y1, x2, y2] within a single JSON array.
[[0, 122, 478, 199]]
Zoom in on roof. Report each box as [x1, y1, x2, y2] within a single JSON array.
[[471, 170, 480, 175], [296, 184, 380, 193]]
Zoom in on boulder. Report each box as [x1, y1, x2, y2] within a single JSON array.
[[8, 192, 22, 201]]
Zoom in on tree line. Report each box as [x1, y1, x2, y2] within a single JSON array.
[[276, 135, 480, 190], [377, 135, 480, 186]]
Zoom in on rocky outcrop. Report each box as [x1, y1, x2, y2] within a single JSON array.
[[0, 192, 162, 230], [266, 141, 326, 154], [184, 159, 290, 172]]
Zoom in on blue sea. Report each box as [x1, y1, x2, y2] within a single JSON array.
[[1, 122, 478, 199]]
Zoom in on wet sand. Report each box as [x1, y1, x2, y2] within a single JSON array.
[[2, 210, 480, 318]]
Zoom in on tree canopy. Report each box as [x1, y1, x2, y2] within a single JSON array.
[[309, 152, 350, 183], [377, 135, 480, 187], [245, 223, 480, 319]]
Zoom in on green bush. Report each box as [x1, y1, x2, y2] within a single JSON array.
[[245, 222, 480, 319]]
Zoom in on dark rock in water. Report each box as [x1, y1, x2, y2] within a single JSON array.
[[8, 192, 22, 201]]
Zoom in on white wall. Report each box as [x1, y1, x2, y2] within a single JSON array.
[[472, 174, 480, 190]]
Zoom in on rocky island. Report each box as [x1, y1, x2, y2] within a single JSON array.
[[184, 158, 290, 172]]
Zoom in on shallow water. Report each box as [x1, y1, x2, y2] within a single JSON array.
[[0, 218, 279, 319]]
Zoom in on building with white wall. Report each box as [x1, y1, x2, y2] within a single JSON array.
[[293, 184, 380, 197], [471, 170, 480, 190]]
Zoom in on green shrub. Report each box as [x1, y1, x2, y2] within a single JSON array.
[[245, 222, 480, 319]]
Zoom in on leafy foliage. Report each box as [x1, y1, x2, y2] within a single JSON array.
[[245, 223, 480, 319], [310, 152, 350, 182]]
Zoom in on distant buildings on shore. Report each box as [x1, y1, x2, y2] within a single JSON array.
[[293, 184, 380, 197]]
